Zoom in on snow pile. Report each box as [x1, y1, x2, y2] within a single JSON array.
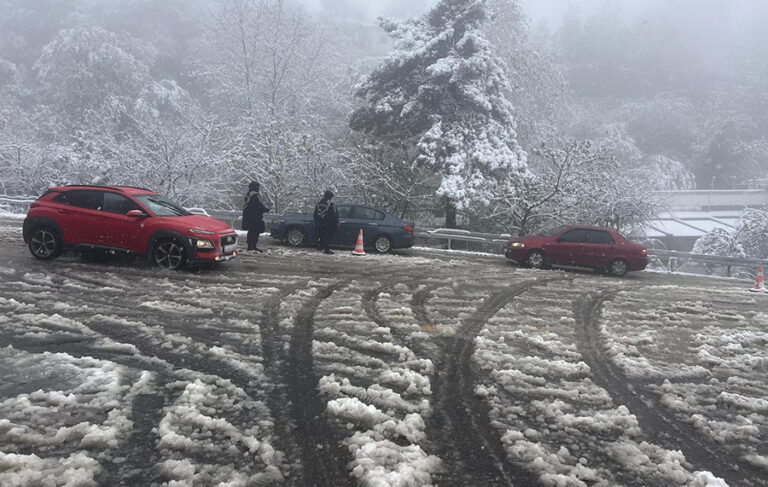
[[0, 347, 153, 485], [313, 283, 441, 485], [0, 451, 101, 487], [155, 379, 285, 485], [692, 471, 729, 487], [346, 432, 442, 487]]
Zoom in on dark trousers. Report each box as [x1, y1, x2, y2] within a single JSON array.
[[247, 229, 260, 250], [318, 224, 335, 251]]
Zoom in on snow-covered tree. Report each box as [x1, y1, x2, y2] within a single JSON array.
[[35, 26, 154, 128], [692, 228, 745, 258], [734, 207, 768, 259], [197, 0, 343, 210], [350, 0, 528, 227], [342, 136, 437, 220], [482, 0, 566, 149]]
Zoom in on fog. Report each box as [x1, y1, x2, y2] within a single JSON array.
[[1, 0, 768, 232]]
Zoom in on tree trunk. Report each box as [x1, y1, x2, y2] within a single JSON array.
[[445, 200, 457, 229]]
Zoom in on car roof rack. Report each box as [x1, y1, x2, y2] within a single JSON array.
[[117, 185, 155, 192], [61, 184, 154, 192]]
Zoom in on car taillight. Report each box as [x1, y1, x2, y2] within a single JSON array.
[[641, 248, 647, 256], [403, 225, 413, 233]]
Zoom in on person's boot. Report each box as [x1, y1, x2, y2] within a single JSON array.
[[254, 247, 264, 253]]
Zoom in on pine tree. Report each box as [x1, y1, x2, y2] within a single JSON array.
[[350, 0, 528, 227]]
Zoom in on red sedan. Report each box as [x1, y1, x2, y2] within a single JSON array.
[[505, 225, 648, 277]]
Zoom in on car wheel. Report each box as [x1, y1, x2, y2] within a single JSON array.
[[608, 259, 629, 277], [373, 235, 392, 254], [286, 227, 306, 247], [29, 227, 62, 260], [525, 250, 546, 269], [154, 239, 186, 270]]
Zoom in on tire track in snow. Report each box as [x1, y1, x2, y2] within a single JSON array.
[[574, 291, 766, 487], [1, 270, 293, 483], [427, 280, 543, 487], [7, 263, 358, 484], [286, 280, 355, 486]]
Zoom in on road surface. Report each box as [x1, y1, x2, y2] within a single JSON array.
[[0, 219, 765, 486]]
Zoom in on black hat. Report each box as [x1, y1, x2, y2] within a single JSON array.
[[249, 181, 260, 191]]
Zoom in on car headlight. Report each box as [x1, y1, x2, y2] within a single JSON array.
[[509, 242, 525, 248], [195, 239, 215, 249], [188, 228, 215, 235]]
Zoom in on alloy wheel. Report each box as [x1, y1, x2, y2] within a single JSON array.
[[610, 259, 628, 277], [155, 241, 185, 270], [527, 251, 545, 269], [374, 236, 391, 253], [30, 229, 58, 258], [287, 228, 305, 246]]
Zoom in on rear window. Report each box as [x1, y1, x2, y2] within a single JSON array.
[[53, 190, 103, 210], [586, 230, 614, 244], [353, 207, 385, 221]]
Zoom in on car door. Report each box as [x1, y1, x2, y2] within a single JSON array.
[[346, 206, 385, 247], [582, 229, 616, 267], [51, 190, 104, 245], [546, 228, 587, 265], [332, 205, 354, 245], [97, 192, 145, 252]]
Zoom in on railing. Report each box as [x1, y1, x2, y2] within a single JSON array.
[[646, 249, 767, 278], [414, 228, 513, 254]]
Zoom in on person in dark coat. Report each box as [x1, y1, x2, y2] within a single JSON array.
[[242, 181, 270, 252], [313, 189, 339, 254]]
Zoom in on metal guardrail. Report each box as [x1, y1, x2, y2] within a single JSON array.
[[646, 249, 768, 277], [414, 228, 512, 254]]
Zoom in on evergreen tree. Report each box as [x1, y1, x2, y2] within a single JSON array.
[[350, 0, 528, 227]]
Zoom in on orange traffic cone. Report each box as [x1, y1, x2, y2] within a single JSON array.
[[750, 265, 766, 292], [352, 229, 365, 256]]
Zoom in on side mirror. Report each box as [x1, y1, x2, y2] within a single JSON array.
[[127, 210, 148, 218]]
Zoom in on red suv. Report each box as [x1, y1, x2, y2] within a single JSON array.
[[505, 225, 648, 277], [23, 185, 238, 270]]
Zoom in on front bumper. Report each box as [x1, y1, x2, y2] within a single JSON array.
[[190, 233, 238, 263], [505, 247, 526, 262]]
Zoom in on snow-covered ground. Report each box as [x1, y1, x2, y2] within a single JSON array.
[[0, 223, 766, 486]]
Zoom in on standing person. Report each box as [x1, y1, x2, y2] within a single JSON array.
[[242, 181, 270, 252], [313, 189, 339, 254]]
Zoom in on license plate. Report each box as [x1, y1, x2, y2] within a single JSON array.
[[223, 244, 237, 254]]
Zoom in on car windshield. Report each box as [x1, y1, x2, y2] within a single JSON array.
[[135, 195, 191, 217], [538, 225, 568, 237]]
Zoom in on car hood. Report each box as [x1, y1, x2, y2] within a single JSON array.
[[162, 215, 234, 233]]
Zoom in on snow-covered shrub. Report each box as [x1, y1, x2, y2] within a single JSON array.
[[734, 207, 768, 259], [692, 228, 745, 258]]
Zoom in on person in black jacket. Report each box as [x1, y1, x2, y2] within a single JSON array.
[[313, 189, 339, 254], [242, 181, 270, 252]]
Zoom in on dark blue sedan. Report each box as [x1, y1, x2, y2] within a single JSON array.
[[269, 204, 415, 253]]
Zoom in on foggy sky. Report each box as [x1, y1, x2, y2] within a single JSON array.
[[304, 0, 768, 33]]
